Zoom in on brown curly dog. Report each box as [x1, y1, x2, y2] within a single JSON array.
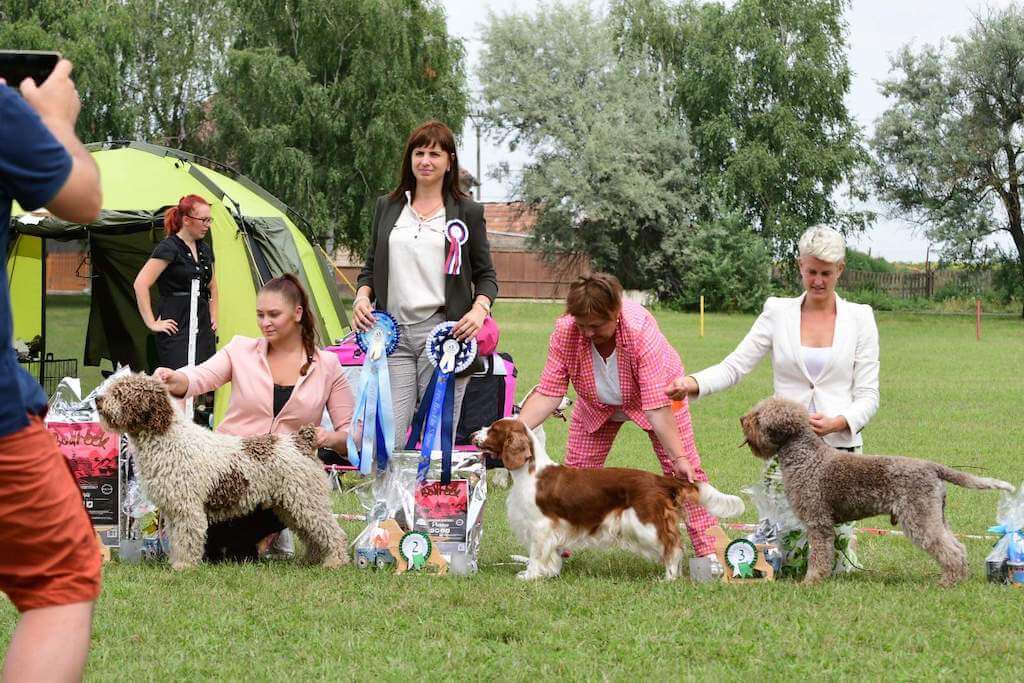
[[740, 397, 1013, 586], [96, 373, 349, 570]]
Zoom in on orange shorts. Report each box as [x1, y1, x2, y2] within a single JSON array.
[[0, 416, 102, 612]]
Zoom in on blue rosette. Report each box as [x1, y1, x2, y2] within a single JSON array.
[[405, 322, 477, 483], [347, 311, 400, 475]]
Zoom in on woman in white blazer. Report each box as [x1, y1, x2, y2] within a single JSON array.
[[666, 224, 880, 575]]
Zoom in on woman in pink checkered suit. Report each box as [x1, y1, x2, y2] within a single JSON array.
[[517, 273, 720, 558]]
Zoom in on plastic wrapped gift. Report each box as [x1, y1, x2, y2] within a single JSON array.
[[351, 450, 487, 575], [986, 484, 1024, 585], [744, 459, 859, 579]]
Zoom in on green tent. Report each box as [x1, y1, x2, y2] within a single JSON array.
[[7, 141, 350, 423]]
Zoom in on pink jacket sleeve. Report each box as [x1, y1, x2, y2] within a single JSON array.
[[181, 339, 235, 398], [538, 319, 571, 398], [325, 363, 354, 433]]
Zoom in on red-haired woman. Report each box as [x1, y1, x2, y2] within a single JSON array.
[[354, 120, 498, 446], [133, 194, 218, 370]]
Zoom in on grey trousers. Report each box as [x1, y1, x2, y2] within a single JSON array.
[[389, 312, 469, 449]]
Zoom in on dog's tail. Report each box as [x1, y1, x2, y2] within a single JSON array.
[[695, 482, 745, 519], [293, 424, 319, 458], [935, 464, 1014, 492]]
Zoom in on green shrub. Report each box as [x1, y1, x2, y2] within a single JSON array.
[[657, 213, 772, 313]]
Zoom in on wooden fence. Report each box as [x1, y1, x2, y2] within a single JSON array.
[[837, 269, 993, 299]]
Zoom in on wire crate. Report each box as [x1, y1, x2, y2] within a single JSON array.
[[18, 353, 78, 396]]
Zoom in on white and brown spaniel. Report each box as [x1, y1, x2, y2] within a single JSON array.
[[475, 418, 744, 581]]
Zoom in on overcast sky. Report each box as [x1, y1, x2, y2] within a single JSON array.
[[440, 0, 1017, 262]]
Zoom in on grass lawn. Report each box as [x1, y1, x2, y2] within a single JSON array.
[[3, 298, 1023, 680]]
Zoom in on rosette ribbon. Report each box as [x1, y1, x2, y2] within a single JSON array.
[[444, 219, 469, 275], [405, 322, 477, 484], [347, 311, 399, 475]]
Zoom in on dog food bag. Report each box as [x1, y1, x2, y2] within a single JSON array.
[[986, 484, 1024, 585], [45, 375, 126, 535], [352, 450, 487, 575]]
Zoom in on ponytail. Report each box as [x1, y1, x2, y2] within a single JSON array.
[[164, 194, 209, 237], [261, 273, 318, 375]]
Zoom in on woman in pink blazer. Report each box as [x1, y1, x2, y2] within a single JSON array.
[[517, 273, 720, 558], [156, 273, 354, 561]]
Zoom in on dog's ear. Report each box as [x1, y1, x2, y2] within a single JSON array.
[[293, 424, 318, 456], [144, 380, 175, 434], [760, 399, 808, 446], [501, 429, 533, 471]]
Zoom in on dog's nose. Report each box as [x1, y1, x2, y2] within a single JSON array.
[[95, 395, 104, 409]]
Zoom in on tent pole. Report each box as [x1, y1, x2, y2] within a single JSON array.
[[39, 238, 47, 389]]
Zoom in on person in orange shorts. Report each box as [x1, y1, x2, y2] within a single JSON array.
[[0, 58, 102, 681]]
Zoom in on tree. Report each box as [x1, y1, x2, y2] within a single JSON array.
[[611, 0, 872, 257], [477, 1, 704, 291], [203, 0, 469, 250], [0, 0, 233, 147], [871, 5, 1024, 315]]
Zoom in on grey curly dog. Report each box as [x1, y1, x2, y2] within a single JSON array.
[[740, 397, 1013, 586]]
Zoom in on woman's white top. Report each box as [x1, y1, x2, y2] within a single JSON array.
[[800, 345, 832, 413], [387, 191, 446, 324], [591, 344, 629, 422], [690, 293, 880, 448]]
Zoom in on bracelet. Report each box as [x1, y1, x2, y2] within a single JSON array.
[[473, 299, 491, 313]]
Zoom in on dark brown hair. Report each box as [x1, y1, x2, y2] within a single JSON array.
[[261, 273, 317, 375], [388, 120, 467, 203], [565, 272, 623, 320], [164, 194, 209, 237]]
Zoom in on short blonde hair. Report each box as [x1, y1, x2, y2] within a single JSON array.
[[798, 224, 846, 263]]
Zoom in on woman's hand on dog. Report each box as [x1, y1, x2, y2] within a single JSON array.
[[809, 413, 848, 436], [315, 426, 345, 451], [153, 367, 189, 398], [671, 456, 695, 483]]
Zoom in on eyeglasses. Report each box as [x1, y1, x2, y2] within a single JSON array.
[[186, 215, 212, 226]]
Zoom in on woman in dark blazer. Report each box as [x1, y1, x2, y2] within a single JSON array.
[[354, 120, 498, 447]]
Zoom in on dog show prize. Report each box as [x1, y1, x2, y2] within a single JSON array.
[[399, 530, 432, 570], [347, 310, 399, 476], [405, 321, 477, 484], [351, 450, 488, 576], [725, 539, 758, 578], [708, 526, 774, 583], [444, 219, 469, 275], [986, 485, 1024, 585]]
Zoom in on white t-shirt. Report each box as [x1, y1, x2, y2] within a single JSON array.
[[387, 192, 446, 324], [592, 344, 629, 422]]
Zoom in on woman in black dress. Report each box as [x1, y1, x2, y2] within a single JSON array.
[[133, 194, 218, 370]]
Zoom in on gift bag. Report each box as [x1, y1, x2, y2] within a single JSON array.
[[351, 450, 487, 575], [986, 483, 1024, 585]]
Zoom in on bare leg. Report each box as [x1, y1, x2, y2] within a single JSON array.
[[804, 526, 835, 584], [3, 601, 93, 682]]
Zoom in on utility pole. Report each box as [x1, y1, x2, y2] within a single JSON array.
[[467, 110, 484, 200]]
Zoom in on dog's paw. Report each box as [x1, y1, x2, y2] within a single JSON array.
[[170, 561, 197, 571], [321, 554, 349, 569]]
